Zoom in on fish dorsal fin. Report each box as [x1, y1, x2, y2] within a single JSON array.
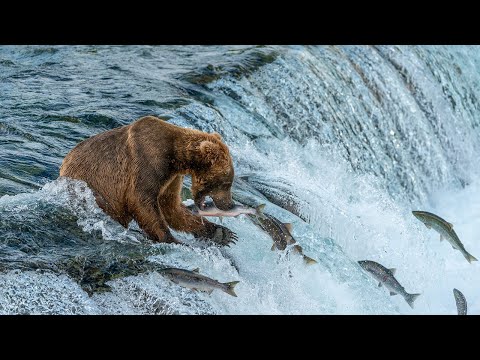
[[256, 204, 266, 219], [256, 204, 266, 212], [447, 222, 453, 229], [389, 268, 396, 275], [284, 223, 293, 233], [192, 268, 200, 273], [271, 243, 276, 251]]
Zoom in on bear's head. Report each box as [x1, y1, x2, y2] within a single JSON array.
[[191, 133, 234, 211]]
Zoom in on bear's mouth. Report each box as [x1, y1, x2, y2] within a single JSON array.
[[195, 195, 216, 211], [195, 196, 207, 210]]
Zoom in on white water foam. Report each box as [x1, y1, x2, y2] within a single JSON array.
[[230, 136, 480, 314], [0, 140, 477, 314]]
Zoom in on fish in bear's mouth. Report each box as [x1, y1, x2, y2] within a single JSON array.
[[195, 196, 207, 210], [195, 196, 234, 211]]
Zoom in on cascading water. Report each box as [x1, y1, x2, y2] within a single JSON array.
[[0, 45, 479, 314]]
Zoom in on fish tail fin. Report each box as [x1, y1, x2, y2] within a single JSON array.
[[256, 204, 267, 219], [467, 253, 478, 263], [303, 255, 318, 265], [224, 281, 240, 297], [406, 293, 421, 309]]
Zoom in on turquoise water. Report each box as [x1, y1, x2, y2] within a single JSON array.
[[0, 45, 479, 314]]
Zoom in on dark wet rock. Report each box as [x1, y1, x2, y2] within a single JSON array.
[[60, 255, 158, 295], [239, 174, 308, 222], [179, 48, 278, 85], [135, 98, 191, 109]]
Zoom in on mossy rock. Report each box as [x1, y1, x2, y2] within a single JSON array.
[[181, 184, 192, 201]]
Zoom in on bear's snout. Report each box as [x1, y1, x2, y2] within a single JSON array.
[[211, 190, 234, 211]]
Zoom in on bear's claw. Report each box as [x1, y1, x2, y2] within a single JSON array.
[[212, 225, 238, 246]]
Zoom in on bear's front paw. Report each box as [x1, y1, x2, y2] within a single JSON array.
[[212, 225, 238, 247]]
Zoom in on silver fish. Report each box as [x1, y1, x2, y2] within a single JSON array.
[[159, 267, 239, 297], [412, 211, 477, 263], [188, 201, 265, 223], [453, 288, 467, 315], [250, 213, 317, 265], [358, 260, 420, 308]]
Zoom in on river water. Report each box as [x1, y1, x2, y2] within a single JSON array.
[[0, 45, 479, 314]]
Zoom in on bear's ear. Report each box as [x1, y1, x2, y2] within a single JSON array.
[[211, 132, 223, 141], [199, 140, 223, 165]]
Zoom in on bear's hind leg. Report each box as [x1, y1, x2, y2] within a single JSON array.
[[92, 190, 132, 228]]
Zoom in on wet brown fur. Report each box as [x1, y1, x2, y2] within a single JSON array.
[[60, 116, 235, 243]]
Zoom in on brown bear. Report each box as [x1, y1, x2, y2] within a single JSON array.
[[60, 115, 237, 245]]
